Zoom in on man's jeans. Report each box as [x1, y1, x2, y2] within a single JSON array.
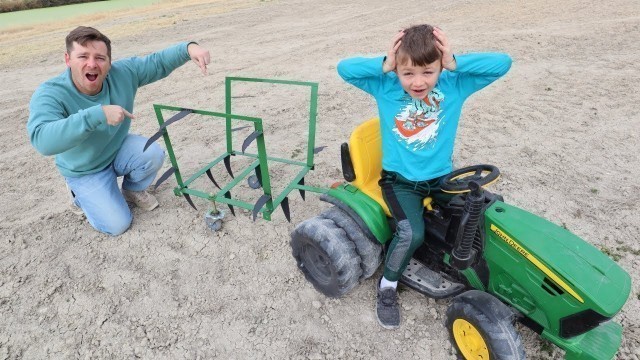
[[65, 134, 165, 236]]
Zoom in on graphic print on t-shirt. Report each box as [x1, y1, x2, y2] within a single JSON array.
[[393, 88, 444, 151]]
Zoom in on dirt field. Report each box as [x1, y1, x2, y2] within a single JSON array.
[[1, 0, 639, 358]]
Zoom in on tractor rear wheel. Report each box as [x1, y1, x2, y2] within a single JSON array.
[[290, 216, 362, 298], [320, 206, 382, 279], [445, 290, 525, 360]]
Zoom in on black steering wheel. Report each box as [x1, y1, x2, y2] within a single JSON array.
[[440, 164, 500, 193]]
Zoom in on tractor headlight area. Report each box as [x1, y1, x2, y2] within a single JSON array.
[[559, 309, 610, 338]]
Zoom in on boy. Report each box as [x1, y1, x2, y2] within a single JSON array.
[[337, 25, 511, 329]]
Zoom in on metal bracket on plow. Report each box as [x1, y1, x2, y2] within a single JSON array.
[[183, 193, 197, 210], [224, 191, 235, 216], [252, 194, 271, 222], [254, 165, 263, 187], [298, 177, 305, 201], [242, 130, 262, 153], [224, 155, 234, 178], [144, 108, 193, 151], [281, 197, 291, 222], [205, 169, 222, 190], [154, 166, 176, 190]]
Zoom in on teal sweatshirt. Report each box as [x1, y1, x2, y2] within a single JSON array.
[[337, 53, 511, 181], [27, 42, 192, 177]]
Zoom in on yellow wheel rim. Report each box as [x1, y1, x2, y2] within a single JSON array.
[[452, 319, 490, 360]]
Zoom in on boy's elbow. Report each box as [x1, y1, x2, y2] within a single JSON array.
[[500, 54, 513, 73], [336, 59, 350, 80]]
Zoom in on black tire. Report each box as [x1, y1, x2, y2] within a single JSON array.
[[320, 206, 382, 279], [290, 216, 363, 298], [445, 290, 525, 360], [247, 174, 261, 189]]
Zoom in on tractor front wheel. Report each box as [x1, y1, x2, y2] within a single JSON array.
[[445, 290, 525, 360], [290, 216, 362, 298]]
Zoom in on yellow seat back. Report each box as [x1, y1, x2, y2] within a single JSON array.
[[350, 118, 383, 192], [349, 118, 432, 216]]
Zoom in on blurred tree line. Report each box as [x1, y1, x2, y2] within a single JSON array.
[[0, 0, 106, 13]]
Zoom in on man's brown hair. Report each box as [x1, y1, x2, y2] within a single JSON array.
[[396, 24, 441, 67], [65, 26, 112, 59]]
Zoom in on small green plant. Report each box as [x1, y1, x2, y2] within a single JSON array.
[[590, 188, 598, 194], [600, 246, 622, 262], [540, 339, 554, 357], [291, 148, 303, 159], [616, 245, 640, 256]]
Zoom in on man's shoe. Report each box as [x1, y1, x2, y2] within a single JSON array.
[[376, 281, 401, 329], [122, 189, 159, 211]]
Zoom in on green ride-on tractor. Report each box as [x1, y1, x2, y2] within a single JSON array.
[[290, 118, 631, 360]]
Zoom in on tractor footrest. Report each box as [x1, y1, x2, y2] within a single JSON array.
[[400, 258, 465, 299], [546, 320, 623, 360]]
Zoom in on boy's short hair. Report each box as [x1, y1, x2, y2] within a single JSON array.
[[396, 24, 441, 67], [65, 26, 112, 59]]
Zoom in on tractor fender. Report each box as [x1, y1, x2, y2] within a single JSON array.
[[454, 290, 517, 323], [320, 195, 376, 241], [320, 185, 392, 244]]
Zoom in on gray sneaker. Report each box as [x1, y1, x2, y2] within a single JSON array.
[[376, 281, 401, 329], [122, 189, 159, 211]]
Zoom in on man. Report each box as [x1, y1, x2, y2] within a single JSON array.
[[27, 26, 211, 236]]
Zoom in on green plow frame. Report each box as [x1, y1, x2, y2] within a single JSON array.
[[150, 77, 329, 221]]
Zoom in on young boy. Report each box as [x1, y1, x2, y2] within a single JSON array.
[[337, 25, 511, 329]]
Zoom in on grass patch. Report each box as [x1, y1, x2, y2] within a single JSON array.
[[615, 245, 640, 256], [540, 339, 554, 356], [290, 148, 303, 159], [0, 0, 104, 13], [600, 246, 622, 262]]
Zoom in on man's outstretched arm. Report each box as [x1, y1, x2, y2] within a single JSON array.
[[125, 42, 211, 87]]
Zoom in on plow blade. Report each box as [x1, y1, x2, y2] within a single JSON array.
[[144, 108, 193, 151]]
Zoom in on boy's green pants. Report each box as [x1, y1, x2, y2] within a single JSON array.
[[378, 170, 450, 281]]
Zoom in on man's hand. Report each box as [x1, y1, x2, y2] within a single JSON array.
[[188, 43, 211, 75], [102, 105, 135, 126], [382, 30, 405, 73], [433, 27, 456, 71]]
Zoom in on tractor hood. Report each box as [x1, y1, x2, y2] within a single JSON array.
[[485, 201, 631, 317]]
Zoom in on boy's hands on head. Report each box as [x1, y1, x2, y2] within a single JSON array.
[[433, 27, 457, 71], [188, 43, 211, 75], [383, 30, 405, 73]]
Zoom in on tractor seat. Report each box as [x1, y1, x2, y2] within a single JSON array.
[[347, 118, 432, 217]]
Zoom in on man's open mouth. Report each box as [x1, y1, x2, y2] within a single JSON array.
[[86, 73, 98, 82]]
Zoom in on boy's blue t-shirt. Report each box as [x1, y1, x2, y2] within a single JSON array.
[[337, 53, 511, 181], [27, 42, 192, 178]]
